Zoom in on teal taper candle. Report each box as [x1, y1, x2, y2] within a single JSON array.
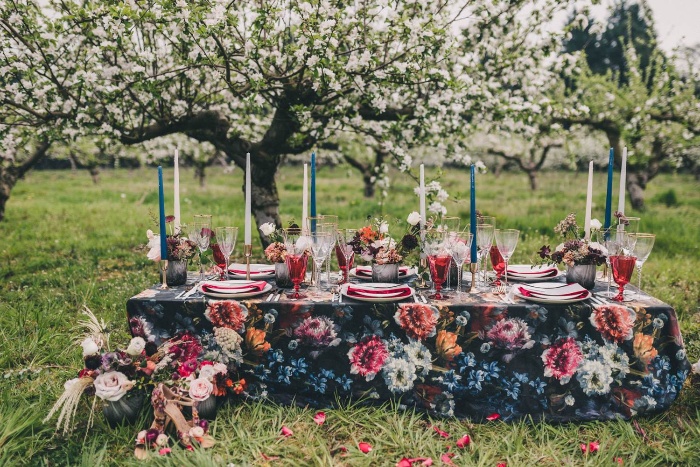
[[470, 164, 477, 263], [158, 166, 167, 260], [604, 148, 614, 230]]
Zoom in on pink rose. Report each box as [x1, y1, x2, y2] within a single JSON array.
[[94, 371, 133, 401], [188, 377, 213, 401]]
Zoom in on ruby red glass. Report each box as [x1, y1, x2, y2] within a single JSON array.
[[489, 245, 505, 286], [428, 254, 451, 300], [610, 255, 637, 302], [285, 252, 308, 299], [335, 244, 354, 285]]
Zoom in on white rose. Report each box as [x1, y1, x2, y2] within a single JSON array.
[[156, 434, 169, 446], [407, 211, 421, 226], [81, 337, 100, 357], [213, 362, 228, 375], [588, 241, 608, 256], [125, 337, 146, 356], [259, 222, 276, 236], [94, 371, 132, 401], [146, 230, 161, 261], [136, 430, 147, 444], [590, 219, 602, 231], [555, 243, 565, 252], [189, 426, 205, 438], [188, 377, 213, 401], [198, 365, 217, 381], [296, 235, 313, 252], [379, 221, 389, 234]]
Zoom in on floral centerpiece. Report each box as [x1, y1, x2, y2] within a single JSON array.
[[260, 222, 286, 263], [145, 216, 198, 285], [537, 213, 607, 289]]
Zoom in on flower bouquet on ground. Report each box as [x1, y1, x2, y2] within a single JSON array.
[[537, 213, 607, 289]]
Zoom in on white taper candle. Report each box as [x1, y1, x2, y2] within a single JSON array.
[[244, 153, 251, 244], [584, 161, 594, 240], [618, 146, 627, 215], [173, 148, 181, 234], [419, 164, 426, 241], [302, 163, 308, 233]]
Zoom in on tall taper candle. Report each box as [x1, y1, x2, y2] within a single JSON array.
[[419, 164, 426, 238], [173, 148, 181, 233], [604, 147, 614, 230], [158, 166, 168, 259], [302, 163, 308, 233], [310, 152, 316, 233], [470, 164, 477, 263], [618, 146, 627, 215], [244, 153, 251, 244], [584, 161, 593, 240]]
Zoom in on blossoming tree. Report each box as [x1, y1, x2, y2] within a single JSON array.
[[1, 0, 590, 238]]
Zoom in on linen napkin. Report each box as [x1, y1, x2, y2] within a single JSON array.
[[201, 281, 268, 294], [346, 284, 412, 298], [355, 266, 410, 277], [517, 283, 588, 300], [228, 266, 275, 275], [507, 265, 559, 278]]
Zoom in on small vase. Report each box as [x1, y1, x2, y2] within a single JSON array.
[[566, 264, 597, 290], [166, 259, 188, 286], [372, 263, 400, 283], [275, 262, 292, 288], [102, 390, 146, 427]]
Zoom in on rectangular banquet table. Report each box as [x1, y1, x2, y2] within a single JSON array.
[[126, 274, 689, 422]]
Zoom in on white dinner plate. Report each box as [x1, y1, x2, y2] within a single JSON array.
[[349, 267, 417, 281], [199, 280, 273, 299], [340, 283, 414, 303], [228, 263, 276, 279], [506, 265, 562, 282], [513, 283, 591, 304]]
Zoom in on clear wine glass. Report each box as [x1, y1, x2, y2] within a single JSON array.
[[476, 220, 495, 290], [494, 229, 520, 288], [597, 227, 622, 298], [446, 229, 473, 298], [309, 232, 332, 291], [282, 228, 310, 299], [630, 233, 655, 298], [319, 215, 338, 285], [215, 227, 238, 280], [335, 229, 357, 285], [188, 221, 211, 281]]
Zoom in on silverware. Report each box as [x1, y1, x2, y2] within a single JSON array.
[[338, 292, 343, 304], [181, 285, 199, 299], [413, 294, 420, 303], [274, 292, 282, 302], [265, 292, 275, 302]]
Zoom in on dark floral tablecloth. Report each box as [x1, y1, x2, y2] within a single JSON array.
[[127, 276, 689, 422]]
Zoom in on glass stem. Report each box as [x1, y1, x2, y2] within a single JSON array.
[[637, 264, 642, 293], [224, 257, 230, 280], [606, 259, 611, 296], [504, 260, 509, 287], [456, 261, 463, 296]]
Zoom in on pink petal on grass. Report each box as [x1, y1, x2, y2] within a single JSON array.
[[440, 453, 455, 465], [456, 434, 471, 448], [486, 413, 500, 421], [614, 457, 624, 465], [580, 443, 588, 453], [421, 458, 433, 466], [261, 453, 280, 461], [588, 441, 600, 453], [313, 411, 326, 425], [432, 425, 450, 438], [497, 463, 507, 467], [280, 426, 293, 438], [396, 458, 413, 467], [359, 442, 372, 454]]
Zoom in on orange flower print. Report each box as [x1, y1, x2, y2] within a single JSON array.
[[632, 333, 657, 365], [436, 330, 462, 362], [246, 328, 271, 356]]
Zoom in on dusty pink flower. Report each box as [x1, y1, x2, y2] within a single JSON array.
[[293, 316, 340, 347], [589, 305, 635, 343], [486, 318, 534, 351], [394, 304, 439, 340], [205, 300, 248, 332], [541, 337, 584, 380], [313, 412, 326, 425], [348, 336, 389, 381]]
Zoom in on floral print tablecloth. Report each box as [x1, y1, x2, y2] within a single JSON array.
[[127, 280, 689, 422]]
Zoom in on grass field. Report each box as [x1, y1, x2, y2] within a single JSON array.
[[1, 165, 699, 466]]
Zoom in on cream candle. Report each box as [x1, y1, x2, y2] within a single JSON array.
[[244, 153, 251, 244], [419, 164, 426, 239], [618, 146, 627, 215], [584, 161, 593, 240], [173, 148, 181, 233], [302, 163, 308, 233]]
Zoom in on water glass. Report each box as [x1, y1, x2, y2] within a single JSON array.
[[494, 229, 520, 288], [215, 227, 238, 279]]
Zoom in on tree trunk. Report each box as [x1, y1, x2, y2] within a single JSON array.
[[250, 153, 282, 249], [89, 166, 100, 184], [363, 172, 375, 198], [194, 163, 206, 188], [0, 141, 51, 221], [526, 169, 538, 191], [626, 171, 647, 211]]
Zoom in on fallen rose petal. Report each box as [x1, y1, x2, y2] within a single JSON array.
[[280, 426, 293, 438], [158, 447, 171, 456], [614, 457, 624, 465], [261, 453, 280, 461], [497, 463, 507, 467], [486, 413, 500, 421], [588, 441, 600, 453], [421, 458, 433, 466], [396, 458, 413, 467], [440, 453, 455, 465], [432, 425, 450, 438], [456, 434, 471, 448], [359, 442, 372, 454], [580, 443, 588, 454], [313, 411, 326, 425]]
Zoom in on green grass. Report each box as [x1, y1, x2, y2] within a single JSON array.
[[1, 166, 699, 465]]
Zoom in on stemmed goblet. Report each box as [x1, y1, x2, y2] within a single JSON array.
[[445, 229, 473, 298], [282, 228, 310, 299], [335, 229, 357, 285], [215, 227, 238, 280], [423, 231, 451, 300], [309, 232, 332, 291], [596, 227, 623, 298], [610, 254, 637, 302], [188, 221, 211, 281], [494, 229, 520, 288], [438, 216, 460, 291], [476, 219, 495, 290], [319, 215, 338, 286], [630, 233, 655, 298]]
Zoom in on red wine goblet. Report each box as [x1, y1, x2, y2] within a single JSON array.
[[610, 255, 637, 302]]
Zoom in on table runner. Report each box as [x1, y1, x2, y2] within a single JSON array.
[[127, 276, 689, 422]]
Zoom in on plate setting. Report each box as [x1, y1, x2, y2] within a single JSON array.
[[227, 263, 276, 279], [505, 264, 562, 282], [199, 280, 272, 299], [349, 266, 416, 281], [513, 282, 591, 304], [340, 283, 414, 303]]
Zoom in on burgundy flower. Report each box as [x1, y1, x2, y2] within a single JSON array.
[[293, 316, 340, 347], [538, 245, 551, 259], [589, 305, 635, 343], [541, 337, 583, 380], [348, 335, 389, 381], [394, 304, 439, 340], [165, 215, 175, 223], [486, 318, 534, 351]]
